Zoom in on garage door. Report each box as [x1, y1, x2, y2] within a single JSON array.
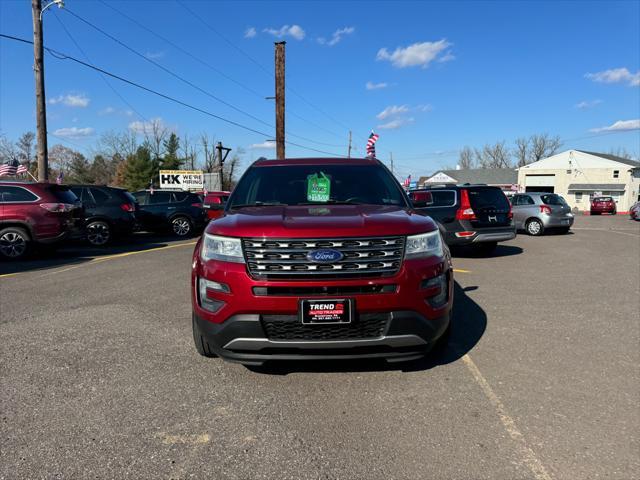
[[525, 174, 556, 187]]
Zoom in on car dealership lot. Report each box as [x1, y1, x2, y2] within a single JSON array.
[[1, 216, 638, 479]]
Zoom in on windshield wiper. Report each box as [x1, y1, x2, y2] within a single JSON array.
[[229, 202, 286, 209]]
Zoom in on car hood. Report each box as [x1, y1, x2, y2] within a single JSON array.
[[207, 205, 437, 238]]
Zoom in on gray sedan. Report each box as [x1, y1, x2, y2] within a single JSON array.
[[511, 192, 574, 236]]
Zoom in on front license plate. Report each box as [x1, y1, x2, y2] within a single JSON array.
[[300, 299, 352, 324]]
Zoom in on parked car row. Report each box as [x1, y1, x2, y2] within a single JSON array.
[[0, 180, 230, 260]]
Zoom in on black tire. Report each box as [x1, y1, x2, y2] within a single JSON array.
[[171, 216, 192, 237], [192, 314, 217, 357], [85, 220, 111, 246], [0, 226, 30, 260], [526, 218, 544, 236]]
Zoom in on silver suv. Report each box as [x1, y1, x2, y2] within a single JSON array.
[[511, 192, 574, 236]]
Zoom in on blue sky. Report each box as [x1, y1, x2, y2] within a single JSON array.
[[1, 0, 639, 178]]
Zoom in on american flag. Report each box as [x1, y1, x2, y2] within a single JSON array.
[[366, 131, 379, 158], [0, 160, 27, 177], [403, 175, 412, 188]]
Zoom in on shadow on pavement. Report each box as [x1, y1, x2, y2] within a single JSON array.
[[0, 232, 196, 276], [451, 244, 523, 258], [247, 281, 486, 375]]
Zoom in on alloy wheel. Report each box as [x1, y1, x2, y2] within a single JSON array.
[[87, 222, 111, 246], [527, 220, 542, 235], [0, 232, 27, 258], [172, 217, 191, 236]]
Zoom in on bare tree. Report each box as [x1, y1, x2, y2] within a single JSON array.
[[49, 144, 80, 173], [144, 119, 168, 161], [476, 141, 511, 168], [607, 147, 635, 160], [458, 146, 475, 169], [0, 132, 17, 162], [529, 133, 562, 163], [222, 155, 240, 191], [181, 134, 199, 170], [514, 137, 528, 167], [97, 129, 138, 160], [16, 132, 35, 165], [200, 133, 217, 173]]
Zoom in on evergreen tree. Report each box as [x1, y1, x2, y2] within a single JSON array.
[[123, 146, 154, 191], [67, 152, 95, 184], [161, 133, 184, 170], [90, 155, 113, 185]]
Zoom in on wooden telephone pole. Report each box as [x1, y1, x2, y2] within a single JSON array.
[[347, 131, 352, 158], [32, 0, 49, 181], [275, 41, 286, 160]]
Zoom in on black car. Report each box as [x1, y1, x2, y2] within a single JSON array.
[[409, 184, 516, 252], [132, 189, 206, 237], [70, 185, 138, 246]]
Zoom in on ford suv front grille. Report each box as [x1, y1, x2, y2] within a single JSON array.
[[243, 236, 405, 279]]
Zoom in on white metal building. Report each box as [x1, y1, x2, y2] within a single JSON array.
[[517, 150, 640, 212]]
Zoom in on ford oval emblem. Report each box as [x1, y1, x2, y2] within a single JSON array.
[[307, 249, 344, 263]]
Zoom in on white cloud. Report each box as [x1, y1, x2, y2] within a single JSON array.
[[263, 25, 305, 40], [376, 39, 451, 68], [416, 104, 433, 112], [366, 81, 388, 91], [376, 105, 410, 120], [590, 119, 640, 133], [438, 51, 455, 63], [53, 127, 95, 139], [377, 118, 415, 130], [249, 141, 276, 150], [244, 27, 257, 38], [585, 68, 640, 87], [318, 27, 355, 46], [575, 99, 602, 109], [145, 51, 164, 60], [128, 117, 169, 135], [48, 93, 90, 108], [99, 106, 116, 115]]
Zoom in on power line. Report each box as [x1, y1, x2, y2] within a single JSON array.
[[62, 7, 275, 131], [51, 10, 148, 123], [174, 0, 351, 141], [64, 6, 347, 149], [0, 33, 345, 158]]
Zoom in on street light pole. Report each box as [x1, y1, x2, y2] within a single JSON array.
[[31, 0, 64, 182]]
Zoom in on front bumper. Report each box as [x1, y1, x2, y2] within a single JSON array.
[[193, 310, 450, 365]]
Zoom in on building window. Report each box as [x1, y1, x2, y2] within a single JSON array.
[[566, 169, 571, 174], [575, 192, 582, 203], [613, 170, 619, 178]]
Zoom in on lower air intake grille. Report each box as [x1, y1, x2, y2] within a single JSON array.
[[262, 313, 389, 341]]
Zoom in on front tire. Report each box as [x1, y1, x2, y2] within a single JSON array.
[[526, 218, 544, 236], [171, 216, 192, 237], [86, 220, 111, 246], [0, 227, 30, 260], [192, 314, 217, 358]]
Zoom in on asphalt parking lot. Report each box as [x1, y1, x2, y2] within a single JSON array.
[[1, 215, 638, 480]]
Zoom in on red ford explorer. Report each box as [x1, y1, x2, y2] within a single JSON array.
[[191, 158, 453, 365]]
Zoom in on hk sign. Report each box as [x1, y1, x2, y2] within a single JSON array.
[[159, 170, 204, 190]]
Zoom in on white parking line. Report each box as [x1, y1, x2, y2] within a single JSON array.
[[571, 228, 640, 237], [462, 354, 553, 480]]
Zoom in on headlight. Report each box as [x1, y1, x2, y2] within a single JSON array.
[[405, 230, 443, 259], [201, 234, 245, 263]]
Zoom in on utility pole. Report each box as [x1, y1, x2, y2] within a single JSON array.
[[274, 41, 285, 160], [32, 0, 49, 181], [216, 141, 231, 190], [390, 152, 394, 174], [347, 131, 352, 158]]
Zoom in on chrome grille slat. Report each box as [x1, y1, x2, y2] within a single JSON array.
[[243, 236, 404, 279]]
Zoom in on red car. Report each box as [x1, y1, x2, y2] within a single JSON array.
[[202, 191, 230, 221], [590, 196, 617, 215], [191, 157, 453, 366], [0, 181, 83, 260]]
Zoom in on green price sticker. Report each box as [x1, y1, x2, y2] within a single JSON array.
[[307, 172, 331, 202]]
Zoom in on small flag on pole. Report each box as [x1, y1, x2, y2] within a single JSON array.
[[0, 161, 18, 177], [17, 164, 28, 175], [366, 131, 379, 158], [403, 174, 412, 188]]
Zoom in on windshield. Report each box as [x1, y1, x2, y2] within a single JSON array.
[[228, 164, 408, 208], [541, 194, 567, 205]]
